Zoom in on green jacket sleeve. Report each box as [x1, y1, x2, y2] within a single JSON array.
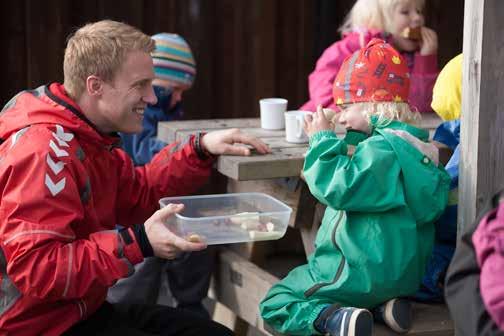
[[303, 130, 406, 212]]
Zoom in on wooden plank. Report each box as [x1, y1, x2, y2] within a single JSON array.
[[158, 118, 261, 143], [158, 115, 440, 144], [459, 0, 504, 233], [178, 0, 218, 121], [251, 1, 277, 113], [374, 303, 454, 335], [0, 0, 26, 105], [158, 115, 442, 181], [142, 0, 177, 35], [275, 0, 316, 108], [213, 248, 454, 336], [66, 0, 100, 27], [98, 0, 144, 28], [213, 0, 239, 119], [424, 0, 464, 67], [218, 147, 307, 181], [210, 249, 280, 335], [25, 0, 67, 87]]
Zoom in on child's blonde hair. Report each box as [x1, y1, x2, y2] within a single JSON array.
[[63, 20, 155, 100], [357, 101, 420, 127], [339, 0, 425, 34]]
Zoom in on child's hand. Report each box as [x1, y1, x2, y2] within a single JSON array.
[[303, 105, 333, 138], [419, 27, 438, 56]]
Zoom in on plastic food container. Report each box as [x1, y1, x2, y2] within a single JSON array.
[[159, 192, 292, 245]]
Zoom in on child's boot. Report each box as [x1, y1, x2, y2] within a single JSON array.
[[314, 304, 373, 336], [372, 298, 412, 333]]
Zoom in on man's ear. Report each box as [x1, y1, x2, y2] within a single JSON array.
[[86, 75, 103, 96]]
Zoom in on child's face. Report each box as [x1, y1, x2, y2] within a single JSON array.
[[338, 104, 370, 133], [389, 1, 425, 52], [152, 78, 191, 108]]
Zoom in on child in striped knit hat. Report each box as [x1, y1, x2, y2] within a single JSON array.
[[112, 34, 214, 319], [151, 33, 197, 113]]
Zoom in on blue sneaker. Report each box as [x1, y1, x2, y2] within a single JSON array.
[[315, 305, 373, 336], [372, 298, 412, 333]]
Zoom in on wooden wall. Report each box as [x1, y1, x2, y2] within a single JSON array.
[[1, 0, 463, 120]]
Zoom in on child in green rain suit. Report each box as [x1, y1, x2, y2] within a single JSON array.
[[260, 39, 450, 336]]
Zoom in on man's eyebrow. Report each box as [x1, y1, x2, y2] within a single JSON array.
[[132, 78, 152, 87]]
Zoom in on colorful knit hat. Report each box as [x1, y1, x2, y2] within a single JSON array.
[[151, 33, 196, 87], [333, 38, 410, 105]]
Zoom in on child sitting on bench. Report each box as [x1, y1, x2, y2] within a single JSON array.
[[260, 39, 450, 336]]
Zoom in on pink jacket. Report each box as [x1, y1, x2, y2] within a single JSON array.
[[300, 29, 438, 113], [473, 202, 504, 330]]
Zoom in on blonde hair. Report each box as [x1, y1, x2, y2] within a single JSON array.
[[63, 20, 155, 99], [356, 101, 420, 127], [339, 0, 425, 34]]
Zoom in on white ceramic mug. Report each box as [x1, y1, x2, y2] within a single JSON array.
[[285, 110, 310, 143], [260, 98, 288, 130]]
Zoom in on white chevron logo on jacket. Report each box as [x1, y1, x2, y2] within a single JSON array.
[[45, 175, 66, 196], [45, 125, 74, 196]]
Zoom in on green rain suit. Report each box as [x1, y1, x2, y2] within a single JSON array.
[[260, 119, 451, 335]]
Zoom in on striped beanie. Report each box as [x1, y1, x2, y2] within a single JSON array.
[[333, 38, 410, 105], [151, 33, 196, 87]]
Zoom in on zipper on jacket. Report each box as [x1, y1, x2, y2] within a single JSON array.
[[304, 211, 346, 298]]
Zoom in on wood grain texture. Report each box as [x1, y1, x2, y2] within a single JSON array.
[[212, 248, 454, 336], [158, 114, 442, 181], [459, 0, 504, 233], [0, 2, 463, 120]]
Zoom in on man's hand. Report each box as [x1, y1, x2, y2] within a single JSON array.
[[144, 204, 207, 259], [303, 105, 332, 138], [200, 128, 271, 156]]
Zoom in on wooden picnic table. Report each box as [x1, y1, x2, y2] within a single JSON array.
[[157, 113, 453, 335], [157, 113, 443, 181]]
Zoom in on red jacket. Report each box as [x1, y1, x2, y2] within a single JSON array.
[[0, 83, 214, 335], [300, 29, 438, 113]]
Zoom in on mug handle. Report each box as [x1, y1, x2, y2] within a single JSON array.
[[296, 115, 304, 138]]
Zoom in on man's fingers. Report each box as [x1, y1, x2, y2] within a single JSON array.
[[153, 203, 184, 222], [230, 133, 270, 154], [222, 143, 251, 156], [170, 234, 207, 252]]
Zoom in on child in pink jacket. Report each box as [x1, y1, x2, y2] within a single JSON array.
[[301, 0, 438, 113], [473, 197, 504, 331]]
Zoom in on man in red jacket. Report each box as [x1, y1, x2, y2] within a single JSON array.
[[0, 20, 269, 336]]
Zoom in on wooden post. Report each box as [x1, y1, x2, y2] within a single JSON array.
[[459, 0, 504, 234]]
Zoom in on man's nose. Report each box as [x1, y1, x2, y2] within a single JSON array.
[[145, 86, 158, 105]]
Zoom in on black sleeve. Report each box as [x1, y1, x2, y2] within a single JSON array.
[[119, 225, 154, 258], [445, 191, 504, 336]]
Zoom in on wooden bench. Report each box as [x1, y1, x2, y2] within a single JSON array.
[[210, 248, 455, 336], [211, 142, 455, 335]]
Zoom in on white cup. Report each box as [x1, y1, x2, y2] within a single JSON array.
[[285, 110, 310, 143], [260, 98, 288, 130]]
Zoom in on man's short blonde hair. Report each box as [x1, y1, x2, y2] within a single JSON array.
[[339, 0, 425, 35], [63, 20, 155, 99]]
